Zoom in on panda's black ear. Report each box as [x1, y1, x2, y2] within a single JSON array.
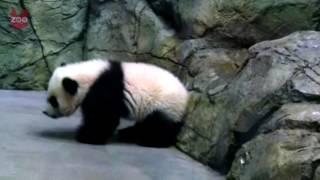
[[60, 62, 66, 67], [62, 77, 78, 96]]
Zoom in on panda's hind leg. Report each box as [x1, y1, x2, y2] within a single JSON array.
[[118, 111, 183, 148]]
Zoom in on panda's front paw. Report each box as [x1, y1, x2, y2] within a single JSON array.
[[76, 126, 108, 145]]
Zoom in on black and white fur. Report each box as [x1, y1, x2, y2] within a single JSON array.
[[43, 59, 189, 147]]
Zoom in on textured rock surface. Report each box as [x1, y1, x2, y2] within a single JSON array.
[[148, 0, 320, 44], [227, 103, 320, 179], [179, 31, 320, 174], [314, 166, 320, 180], [85, 0, 179, 67], [0, 0, 318, 89], [228, 130, 320, 180], [224, 32, 320, 179], [259, 103, 320, 133], [177, 48, 249, 166], [0, 0, 87, 89]]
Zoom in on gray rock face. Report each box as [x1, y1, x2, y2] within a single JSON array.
[[0, 0, 87, 89], [227, 103, 320, 179], [25, 0, 88, 67], [314, 166, 320, 180], [227, 31, 320, 133], [85, 0, 180, 73], [148, 0, 320, 44], [259, 103, 320, 133], [0, 0, 318, 89], [177, 48, 249, 167], [179, 31, 320, 173], [224, 32, 320, 179], [228, 130, 320, 180]]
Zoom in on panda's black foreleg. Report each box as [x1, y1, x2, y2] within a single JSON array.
[[76, 116, 120, 145], [76, 60, 126, 145]]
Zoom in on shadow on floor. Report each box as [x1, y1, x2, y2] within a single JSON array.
[[35, 127, 129, 146], [36, 127, 76, 142]]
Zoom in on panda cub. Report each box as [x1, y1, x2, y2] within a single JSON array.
[[43, 59, 189, 147]]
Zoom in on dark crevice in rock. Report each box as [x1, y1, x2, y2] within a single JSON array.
[[187, 87, 204, 94], [131, 3, 147, 54], [198, 26, 220, 39], [21, 16, 86, 65], [0, 57, 43, 79], [19, 0, 51, 73], [262, 120, 320, 134], [204, 136, 226, 173], [311, 159, 320, 180], [180, 49, 197, 68], [182, 125, 212, 141], [208, 84, 229, 100], [118, 0, 139, 21], [0, 24, 13, 36], [44, 41, 79, 59], [117, 0, 145, 54], [145, 0, 183, 35], [29, 39, 69, 46], [81, 0, 91, 60], [162, 45, 178, 60], [138, 52, 186, 67], [274, 49, 298, 63], [233, 105, 282, 144], [207, 32, 252, 49], [62, 6, 84, 20], [176, 47, 207, 78], [87, 48, 187, 67], [308, 66, 320, 77], [313, 2, 320, 30], [303, 70, 320, 87], [211, 143, 234, 174], [234, 57, 250, 77], [175, 144, 211, 169], [220, 105, 282, 173], [287, 80, 320, 103], [0, 41, 23, 46]]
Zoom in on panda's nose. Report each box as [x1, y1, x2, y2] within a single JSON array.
[[42, 111, 57, 119]]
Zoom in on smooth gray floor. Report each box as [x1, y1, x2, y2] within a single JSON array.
[[0, 90, 224, 180]]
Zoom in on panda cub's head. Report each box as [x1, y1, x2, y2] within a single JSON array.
[[43, 60, 108, 118], [43, 76, 80, 118]]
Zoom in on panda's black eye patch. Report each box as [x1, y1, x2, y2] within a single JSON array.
[[48, 96, 59, 108]]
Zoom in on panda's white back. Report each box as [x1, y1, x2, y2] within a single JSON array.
[[122, 62, 188, 122]]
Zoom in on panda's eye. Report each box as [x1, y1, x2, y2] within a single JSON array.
[[48, 96, 59, 108]]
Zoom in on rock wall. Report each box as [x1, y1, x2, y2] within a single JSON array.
[[1, 0, 318, 89], [1, 0, 320, 178], [0, 0, 87, 89]]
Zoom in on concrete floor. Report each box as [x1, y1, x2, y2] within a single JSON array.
[[0, 90, 224, 180]]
